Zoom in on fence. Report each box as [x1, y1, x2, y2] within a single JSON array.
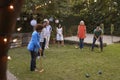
[[10, 33, 31, 48]]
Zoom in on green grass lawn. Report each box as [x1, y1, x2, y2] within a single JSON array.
[[8, 44, 120, 80]]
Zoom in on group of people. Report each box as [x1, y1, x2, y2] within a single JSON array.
[[27, 19, 64, 71], [77, 20, 103, 52], [27, 19, 103, 72]]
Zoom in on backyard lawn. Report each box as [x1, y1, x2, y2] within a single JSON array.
[[8, 44, 120, 80]]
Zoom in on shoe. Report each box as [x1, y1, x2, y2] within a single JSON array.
[[47, 47, 49, 49], [37, 56, 40, 59], [34, 68, 38, 72], [39, 69, 44, 73]]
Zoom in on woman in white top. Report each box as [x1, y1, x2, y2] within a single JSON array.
[[56, 24, 64, 46], [45, 20, 52, 49], [39, 21, 47, 57]]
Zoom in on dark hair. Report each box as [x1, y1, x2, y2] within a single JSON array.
[[35, 24, 43, 31]]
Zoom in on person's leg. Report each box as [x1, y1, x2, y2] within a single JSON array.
[[79, 39, 84, 49], [79, 39, 80, 48], [79, 39, 82, 49], [40, 42, 43, 56], [47, 35, 50, 48], [61, 40, 64, 46], [37, 42, 42, 59], [43, 38, 46, 50], [45, 35, 50, 49], [61, 34, 64, 46], [81, 39, 84, 48], [30, 51, 37, 71], [99, 37, 103, 51], [37, 42, 41, 57], [42, 38, 46, 56], [57, 40, 60, 47], [91, 37, 97, 51], [45, 36, 49, 49]]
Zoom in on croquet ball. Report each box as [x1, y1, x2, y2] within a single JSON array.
[[85, 73, 90, 78], [98, 71, 102, 74]]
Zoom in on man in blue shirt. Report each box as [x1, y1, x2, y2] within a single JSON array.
[[27, 24, 43, 71]]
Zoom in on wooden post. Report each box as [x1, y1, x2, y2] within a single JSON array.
[[0, 1, 24, 80]]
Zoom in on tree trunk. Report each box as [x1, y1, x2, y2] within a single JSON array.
[[0, 1, 24, 80]]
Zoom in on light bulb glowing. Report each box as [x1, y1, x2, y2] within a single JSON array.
[[49, 1, 52, 3], [8, 56, 11, 60], [17, 27, 22, 31], [94, 0, 97, 2], [45, 3, 47, 5], [4, 38, 7, 42], [55, 19, 59, 23], [9, 5, 14, 10], [17, 17, 20, 21], [13, 39, 17, 43]]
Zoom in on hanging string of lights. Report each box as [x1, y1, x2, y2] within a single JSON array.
[[0, 0, 15, 10], [0, 1, 22, 43], [1, 0, 52, 43], [35, 0, 52, 10], [1, 27, 22, 43]]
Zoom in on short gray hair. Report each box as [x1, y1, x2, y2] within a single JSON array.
[[80, 20, 85, 25]]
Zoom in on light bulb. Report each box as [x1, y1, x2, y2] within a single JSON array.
[[4, 38, 7, 42], [13, 39, 17, 43], [45, 3, 47, 5], [17, 27, 22, 31], [49, 1, 52, 3], [8, 56, 11, 60], [9, 5, 14, 10]]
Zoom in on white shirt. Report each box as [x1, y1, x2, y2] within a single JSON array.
[[56, 27, 64, 41], [40, 27, 47, 42], [46, 25, 52, 36], [57, 27, 63, 35]]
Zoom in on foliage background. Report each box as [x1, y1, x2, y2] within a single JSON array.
[[16, 0, 120, 36]]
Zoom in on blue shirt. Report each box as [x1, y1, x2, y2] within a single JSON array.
[[27, 31, 41, 53]]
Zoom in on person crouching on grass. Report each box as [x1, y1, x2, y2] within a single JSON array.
[[91, 26, 103, 52], [27, 24, 43, 71]]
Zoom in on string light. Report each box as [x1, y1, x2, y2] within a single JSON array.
[[94, 0, 97, 2], [35, 0, 52, 10], [13, 38, 17, 43], [9, 4, 14, 10], [17, 17, 21, 21], [24, 17, 27, 21], [8, 56, 12, 60], [35, 5, 41, 9], [49, 1, 51, 3], [45, 3, 47, 6], [4, 38, 7, 42], [17, 27, 22, 32]]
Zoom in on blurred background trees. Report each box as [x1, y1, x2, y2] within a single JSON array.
[[16, 0, 120, 36]]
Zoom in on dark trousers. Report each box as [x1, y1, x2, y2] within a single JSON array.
[[38, 38, 46, 56], [79, 39, 84, 49], [30, 51, 37, 71], [92, 37, 103, 51]]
